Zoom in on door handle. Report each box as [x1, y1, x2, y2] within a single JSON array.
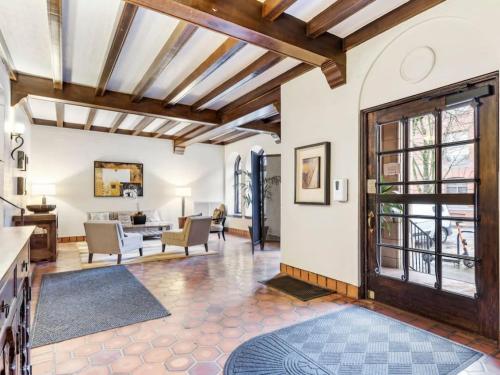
[[368, 211, 375, 233]]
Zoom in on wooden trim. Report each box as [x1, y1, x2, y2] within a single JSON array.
[[163, 38, 246, 106], [95, 2, 138, 96], [132, 21, 198, 102], [220, 63, 312, 114], [11, 74, 219, 125], [344, 0, 445, 51], [109, 112, 128, 133], [307, 0, 374, 38], [46, 0, 63, 89], [84, 108, 96, 131], [212, 130, 242, 145], [261, 0, 297, 21], [280, 262, 359, 299], [192, 51, 285, 110], [58, 236, 86, 243], [0, 29, 16, 80], [238, 119, 280, 138], [124, 0, 344, 67], [227, 227, 250, 238]]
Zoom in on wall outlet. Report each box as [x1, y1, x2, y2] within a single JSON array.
[[368, 290, 375, 299]]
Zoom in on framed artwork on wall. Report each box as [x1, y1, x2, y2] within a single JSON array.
[[294, 142, 330, 205], [94, 161, 143, 197]]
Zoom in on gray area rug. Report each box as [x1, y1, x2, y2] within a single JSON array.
[[32, 266, 170, 347], [224, 306, 482, 375]]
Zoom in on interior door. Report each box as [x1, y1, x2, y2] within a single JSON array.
[[362, 73, 499, 339]]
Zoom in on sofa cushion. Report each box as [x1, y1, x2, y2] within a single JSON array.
[[88, 212, 110, 221], [117, 213, 132, 226], [144, 210, 161, 223]]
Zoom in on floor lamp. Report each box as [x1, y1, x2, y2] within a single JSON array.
[[176, 187, 191, 217]]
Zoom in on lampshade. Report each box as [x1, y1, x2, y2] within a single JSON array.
[[175, 187, 191, 197], [32, 183, 56, 196]]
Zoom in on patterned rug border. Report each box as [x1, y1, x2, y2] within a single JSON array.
[[32, 266, 171, 347], [223, 305, 483, 375]]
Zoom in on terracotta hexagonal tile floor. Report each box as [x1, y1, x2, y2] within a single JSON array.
[[31, 235, 500, 375]]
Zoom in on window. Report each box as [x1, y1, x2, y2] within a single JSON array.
[[376, 103, 479, 298], [234, 155, 242, 214]]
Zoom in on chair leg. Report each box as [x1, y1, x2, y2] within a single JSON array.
[[139, 248, 143, 257], [222, 230, 226, 241], [117, 254, 122, 264], [162, 244, 166, 252], [88, 253, 93, 263], [204, 243, 208, 252], [185, 247, 189, 256], [217, 232, 221, 239]]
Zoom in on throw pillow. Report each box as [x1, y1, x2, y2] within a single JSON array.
[[89, 212, 110, 221]]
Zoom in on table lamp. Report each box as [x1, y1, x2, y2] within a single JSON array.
[[175, 187, 191, 217], [28, 183, 57, 213]]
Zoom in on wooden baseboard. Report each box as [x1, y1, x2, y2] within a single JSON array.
[[58, 236, 86, 243], [280, 262, 359, 299], [227, 227, 250, 238]]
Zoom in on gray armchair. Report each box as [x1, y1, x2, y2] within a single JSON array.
[[161, 216, 211, 256], [84, 221, 143, 264]]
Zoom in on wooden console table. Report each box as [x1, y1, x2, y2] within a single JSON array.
[[12, 214, 58, 262], [0, 226, 34, 374]]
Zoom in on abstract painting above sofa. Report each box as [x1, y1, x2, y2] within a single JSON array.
[[94, 161, 144, 197]]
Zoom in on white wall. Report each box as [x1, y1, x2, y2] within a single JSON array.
[[0, 62, 31, 227], [224, 133, 281, 231], [30, 126, 224, 237], [281, 0, 500, 286]]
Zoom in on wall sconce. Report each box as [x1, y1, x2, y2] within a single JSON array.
[[10, 122, 26, 160]]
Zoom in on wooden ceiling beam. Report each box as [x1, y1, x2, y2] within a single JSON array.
[[221, 62, 312, 113], [344, 0, 446, 51], [95, 2, 138, 96], [84, 108, 96, 130], [109, 112, 128, 133], [307, 0, 375, 39], [238, 118, 280, 138], [19, 99, 33, 123], [124, 0, 346, 87], [211, 130, 242, 145], [32, 118, 184, 140], [153, 120, 180, 138], [132, 21, 198, 102], [262, 0, 297, 21], [193, 51, 284, 110], [220, 132, 256, 145], [55, 102, 64, 127], [163, 38, 246, 106], [11, 74, 219, 125], [132, 116, 155, 135], [46, 0, 63, 89], [220, 86, 280, 124], [0, 30, 16, 80]]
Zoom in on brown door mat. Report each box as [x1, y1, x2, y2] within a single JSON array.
[[262, 275, 334, 301]]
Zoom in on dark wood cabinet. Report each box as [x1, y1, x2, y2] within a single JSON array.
[[0, 227, 33, 375], [12, 214, 57, 263]]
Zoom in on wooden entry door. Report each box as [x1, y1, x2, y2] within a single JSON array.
[[361, 73, 499, 339]]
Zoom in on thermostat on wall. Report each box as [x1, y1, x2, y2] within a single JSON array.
[[333, 179, 348, 202]]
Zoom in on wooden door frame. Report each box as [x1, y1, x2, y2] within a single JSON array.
[[359, 71, 499, 338]]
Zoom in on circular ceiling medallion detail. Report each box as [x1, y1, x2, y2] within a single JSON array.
[[400, 46, 436, 83]]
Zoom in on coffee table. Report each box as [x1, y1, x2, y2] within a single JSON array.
[[122, 221, 173, 239]]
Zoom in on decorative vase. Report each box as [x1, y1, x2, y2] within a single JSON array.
[[132, 212, 146, 225]]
